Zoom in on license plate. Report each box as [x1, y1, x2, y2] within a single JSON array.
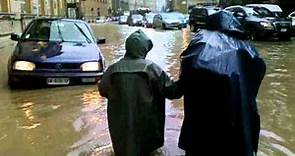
[[47, 78, 70, 85], [82, 78, 96, 83], [196, 22, 206, 25], [281, 28, 287, 32]]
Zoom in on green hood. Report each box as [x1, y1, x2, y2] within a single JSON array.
[[125, 29, 153, 59]]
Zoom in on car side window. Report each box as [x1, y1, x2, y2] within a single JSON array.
[[225, 7, 235, 12], [291, 13, 295, 17], [235, 8, 246, 16]]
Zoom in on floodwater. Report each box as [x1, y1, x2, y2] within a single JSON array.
[[0, 23, 294, 156]]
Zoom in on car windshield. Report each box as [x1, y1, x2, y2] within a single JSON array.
[[146, 14, 155, 20], [207, 8, 220, 15], [253, 7, 276, 17], [120, 16, 128, 20], [132, 15, 143, 20], [22, 20, 94, 43], [162, 13, 175, 20], [244, 7, 260, 16], [192, 8, 208, 16], [171, 12, 185, 19]]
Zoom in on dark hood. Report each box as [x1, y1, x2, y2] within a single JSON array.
[[125, 29, 153, 59], [206, 11, 246, 39], [15, 41, 101, 63]]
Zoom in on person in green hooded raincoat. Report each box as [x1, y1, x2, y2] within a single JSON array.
[[98, 30, 179, 156]]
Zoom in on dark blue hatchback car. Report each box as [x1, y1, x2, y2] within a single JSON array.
[[8, 18, 106, 87]]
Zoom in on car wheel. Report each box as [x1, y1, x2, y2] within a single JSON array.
[[8, 75, 18, 89], [190, 24, 196, 32], [162, 23, 166, 30]]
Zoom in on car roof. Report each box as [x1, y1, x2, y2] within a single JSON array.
[[192, 6, 219, 10], [225, 5, 244, 9], [246, 4, 282, 12], [33, 18, 87, 24]]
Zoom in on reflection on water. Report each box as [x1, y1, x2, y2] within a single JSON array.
[[68, 89, 111, 156], [0, 24, 294, 156], [17, 102, 41, 130]]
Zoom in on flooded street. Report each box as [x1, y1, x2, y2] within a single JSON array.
[[0, 23, 294, 156]]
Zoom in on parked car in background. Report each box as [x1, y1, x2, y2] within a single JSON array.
[[119, 15, 128, 24], [189, 6, 220, 32], [96, 16, 106, 23], [127, 14, 144, 26], [246, 4, 283, 17], [247, 4, 295, 38], [153, 13, 184, 30], [225, 5, 292, 40], [143, 13, 156, 28], [288, 11, 295, 25], [8, 18, 106, 88], [288, 11, 295, 35], [184, 14, 189, 25], [170, 12, 187, 28]]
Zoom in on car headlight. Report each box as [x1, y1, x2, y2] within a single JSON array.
[[13, 61, 36, 71], [81, 62, 101, 71], [292, 20, 295, 26], [260, 22, 273, 29]]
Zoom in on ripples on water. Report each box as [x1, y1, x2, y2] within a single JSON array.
[[255, 41, 295, 156]]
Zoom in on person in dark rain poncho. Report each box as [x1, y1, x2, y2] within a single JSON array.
[[98, 30, 178, 156], [177, 11, 266, 156]]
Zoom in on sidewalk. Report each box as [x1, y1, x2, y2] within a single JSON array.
[[0, 36, 14, 50]]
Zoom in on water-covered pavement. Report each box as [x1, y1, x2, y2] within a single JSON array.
[[0, 23, 294, 156]]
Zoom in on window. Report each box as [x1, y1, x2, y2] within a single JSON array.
[[22, 20, 94, 43]]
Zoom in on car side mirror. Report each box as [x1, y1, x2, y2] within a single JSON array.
[[97, 38, 106, 44], [11, 33, 20, 41]]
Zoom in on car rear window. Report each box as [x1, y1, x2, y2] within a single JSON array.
[[192, 8, 208, 16]]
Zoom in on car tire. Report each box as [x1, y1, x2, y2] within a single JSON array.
[[162, 23, 166, 30], [8, 75, 18, 89]]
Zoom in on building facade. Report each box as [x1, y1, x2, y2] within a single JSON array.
[[0, 0, 66, 17], [80, 0, 110, 20]]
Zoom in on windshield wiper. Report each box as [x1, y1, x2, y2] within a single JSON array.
[[74, 23, 91, 43], [57, 21, 65, 42]]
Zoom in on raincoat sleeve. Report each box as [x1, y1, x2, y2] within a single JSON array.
[[98, 67, 112, 98], [150, 63, 182, 99]]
